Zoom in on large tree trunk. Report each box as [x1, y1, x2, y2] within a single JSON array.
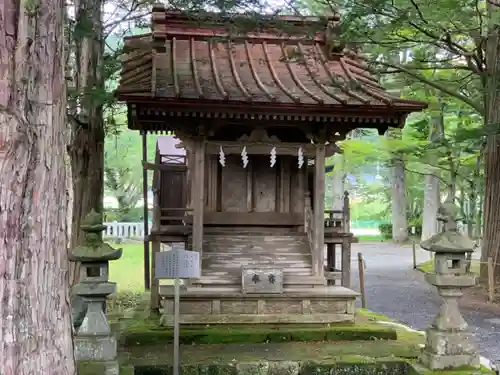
[[0, 1, 76, 373], [67, 0, 105, 327], [421, 114, 442, 241], [481, 135, 500, 280], [388, 128, 408, 242], [422, 174, 440, 240], [481, 0, 500, 282], [68, 0, 105, 278], [330, 154, 345, 214]]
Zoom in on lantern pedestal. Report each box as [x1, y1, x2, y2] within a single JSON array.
[[420, 274, 479, 369], [419, 199, 480, 371], [70, 210, 123, 374]]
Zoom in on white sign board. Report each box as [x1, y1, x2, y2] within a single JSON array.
[[155, 249, 200, 279]]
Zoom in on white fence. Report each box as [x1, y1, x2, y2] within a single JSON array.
[[103, 221, 150, 239], [103, 221, 380, 239]]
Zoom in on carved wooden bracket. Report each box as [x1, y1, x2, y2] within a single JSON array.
[[237, 127, 281, 143]]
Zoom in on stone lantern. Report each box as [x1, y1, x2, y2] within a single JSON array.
[[419, 198, 479, 370], [70, 210, 122, 374]]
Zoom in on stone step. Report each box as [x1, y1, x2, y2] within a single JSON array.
[[202, 235, 310, 252], [202, 252, 311, 259], [202, 254, 311, 264], [203, 267, 313, 276], [191, 274, 323, 286], [204, 264, 312, 273]]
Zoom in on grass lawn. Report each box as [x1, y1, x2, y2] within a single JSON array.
[[109, 241, 145, 292], [417, 258, 480, 275], [356, 234, 384, 242]]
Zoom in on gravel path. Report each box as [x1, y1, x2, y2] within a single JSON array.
[[349, 242, 500, 365]]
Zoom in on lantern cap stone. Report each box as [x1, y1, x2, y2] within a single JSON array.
[[80, 209, 107, 232], [69, 210, 122, 262], [420, 231, 475, 253], [420, 197, 475, 253]]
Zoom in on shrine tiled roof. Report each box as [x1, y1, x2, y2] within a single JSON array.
[[117, 5, 426, 113]]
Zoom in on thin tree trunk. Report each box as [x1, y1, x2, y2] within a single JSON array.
[[0, 0, 76, 373], [391, 158, 408, 242]]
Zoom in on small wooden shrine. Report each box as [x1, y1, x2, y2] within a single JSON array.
[[116, 5, 427, 325]]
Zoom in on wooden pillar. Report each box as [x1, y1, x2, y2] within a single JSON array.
[[341, 237, 352, 288], [326, 243, 336, 286], [192, 139, 205, 258], [150, 150, 161, 309], [313, 143, 326, 277], [141, 132, 151, 291], [150, 241, 161, 309]]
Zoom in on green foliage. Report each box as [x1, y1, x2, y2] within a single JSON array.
[[378, 224, 393, 239], [350, 201, 389, 222], [104, 126, 157, 215], [104, 207, 145, 222], [378, 222, 422, 240], [107, 290, 146, 313]]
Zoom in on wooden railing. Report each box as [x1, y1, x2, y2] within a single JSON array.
[[324, 191, 351, 235], [160, 207, 193, 224]]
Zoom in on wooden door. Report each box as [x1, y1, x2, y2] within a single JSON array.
[[252, 156, 277, 212]]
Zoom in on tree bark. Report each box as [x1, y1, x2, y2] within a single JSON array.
[[422, 173, 440, 240], [421, 114, 442, 241], [0, 0, 76, 373], [481, 0, 500, 282], [388, 128, 408, 242], [68, 0, 105, 284], [391, 158, 408, 242]]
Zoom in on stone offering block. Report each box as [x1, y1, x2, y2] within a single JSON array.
[[242, 267, 283, 294]]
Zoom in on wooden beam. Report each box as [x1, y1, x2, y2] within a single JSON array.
[[143, 161, 186, 172], [246, 163, 253, 212], [192, 140, 205, 255], [205, 142, 341, 157], [313, 143, 326, 277], [280, 158, 290, 213], [201, 212, 301, 226], [141, 132, 151, 291]]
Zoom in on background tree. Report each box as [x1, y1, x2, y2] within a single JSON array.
[[297, 0, 497, 278], [66, 0, 152, 248], [0, 0, 76, 373], [104, 128, 157, 220]]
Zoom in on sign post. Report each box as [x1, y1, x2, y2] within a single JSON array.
[[155, 248, 200, 375]]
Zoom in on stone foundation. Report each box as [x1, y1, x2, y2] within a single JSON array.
[[159, 286, 357, 325], [419, 328, 480, 370]]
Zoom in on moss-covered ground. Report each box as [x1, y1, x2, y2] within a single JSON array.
[[77, 307, 494, 375], [95, 245, 492, 375]]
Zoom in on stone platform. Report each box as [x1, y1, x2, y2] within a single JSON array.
[[159, 286, 358, 325]]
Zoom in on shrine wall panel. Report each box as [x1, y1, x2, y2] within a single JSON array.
[[290, 159, 306, 214], [220, 155, 247, 212], [205, 155, 218, 211]]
